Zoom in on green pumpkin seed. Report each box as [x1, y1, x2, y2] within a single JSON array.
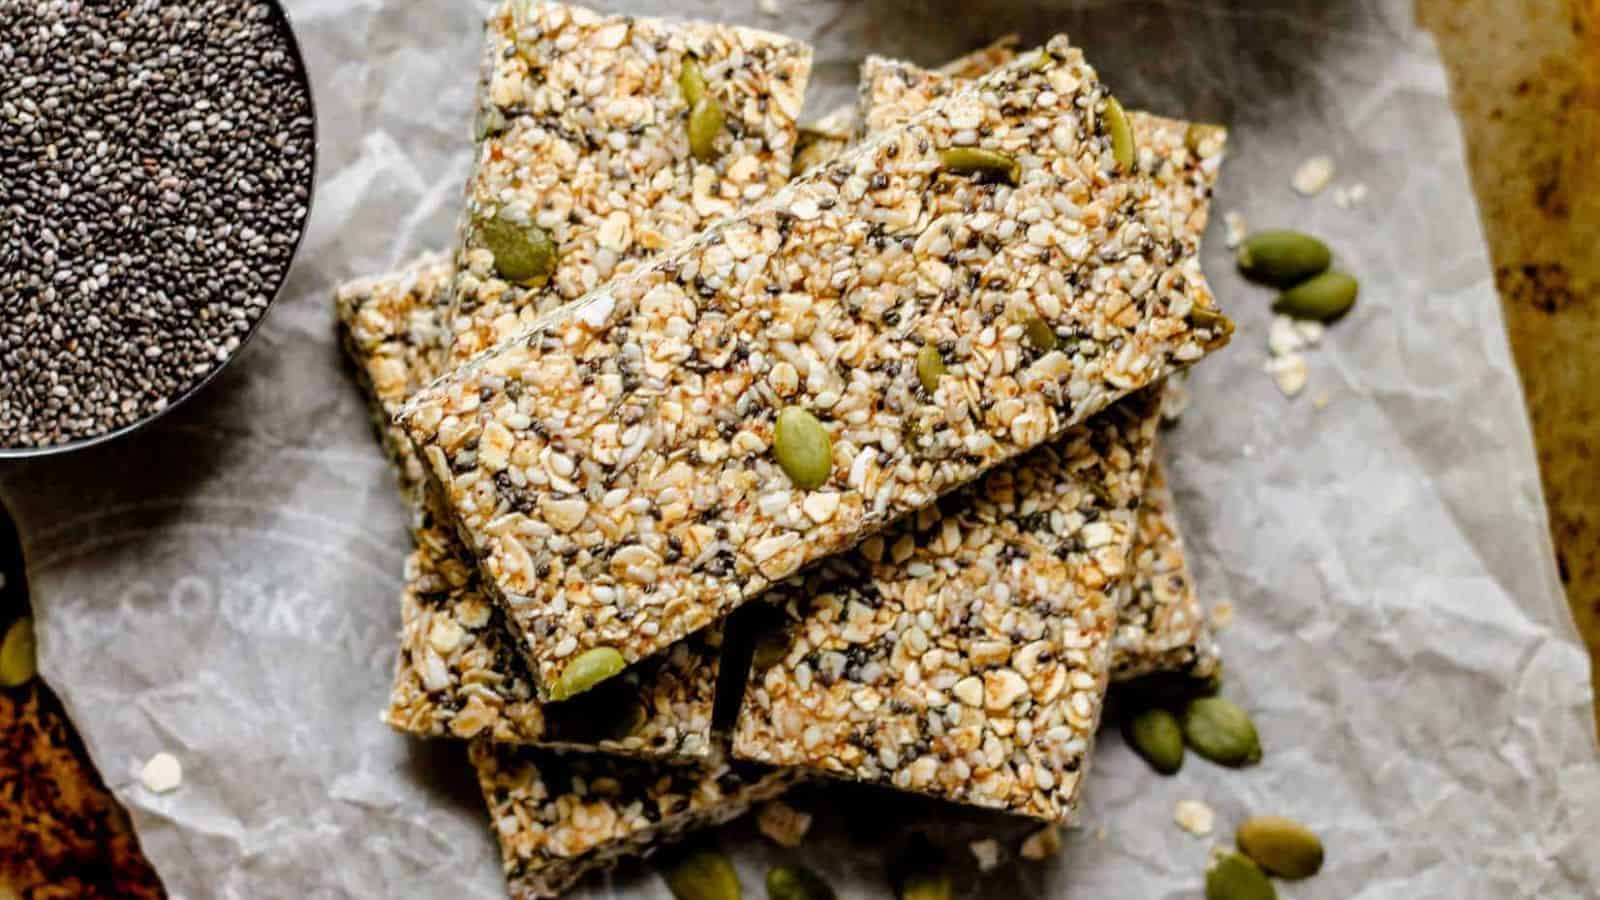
[[915, 343, 946, 395], [1236, 229, 1332, 287], [549, 646, 626, 701], [1103, 96, 1135, 172], [689, 96, 726, 163], [1205, 852, 1276, 900], [1237, 815, 1324, 880], [0, 616, 37, 688], [751, 628, 789, 671], [1184, 123, 1226, 156], [897, 872, 951, 900], [679, 58, 709, 107], [766, 864, 835, 900], [889, 835, 951, 900], [1189, 305, 1235, 348], [1023, 316, 1058, 352], [663, 847, 741, 900], [1273, 271, 1358, 323], [473, 105, 507, 142], [1123, 708, 1184, 775], [480, 213, 556, 285], [773, 406, 832, 490], [938, 147, 1020, 185], [1182, 696, 1262, 767]]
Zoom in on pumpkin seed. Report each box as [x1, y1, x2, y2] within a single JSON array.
[[549, 646, 626, 701], [897, 872, 951, 900], [664, 848, 741, 900], [1205, 852, 1276, 900], [0, 616, 37, 688], [890, 835, 951, 900], [938, 147, 1019, 185], [1182, 697, 1261, 767], [1184, 122, 1226, 156], [1236, 230, 1332, 286], [689, 96, 726, 163], [1273, 271, 1358, 322], [473, 104, 507, 142], [480, 213, 556, 285], [1237, 815, 1324, 879], [1023, 316, 1058, 352], [915, 343, 946, 394], [1123, 707, 1184, 774], [1189, 305, 1235, 348], [766, 865, 835, 900], [773, 406, 832, 490], [679, 58, 708, 107], [1104, 95, 1135, 172]]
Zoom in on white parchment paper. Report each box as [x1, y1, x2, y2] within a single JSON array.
[[4, 0, 1598, 897]]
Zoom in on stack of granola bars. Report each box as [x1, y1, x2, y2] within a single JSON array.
[[335, 4, 1231, 896]]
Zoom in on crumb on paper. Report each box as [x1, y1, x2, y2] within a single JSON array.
[[1174, 799, 1216, 837], [969, 838, 1003, 871], [1212, 600, 1235, 630], [1313, 390, 1332, 409], [757, 0, 780, 15], [140, 752, 182, 794], [755, 799, 812, 847], [1094, 826, 1108, 842], [1269, 314, 1323, 357], [1019, 825, 1062, 861], [1292, 155, 1336, 196], [1224, 210, 1248, 249], [1265, 353, 1310, 397], [1334, 182, 1369, 208]]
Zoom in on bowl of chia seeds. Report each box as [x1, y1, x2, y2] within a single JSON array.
[[0, 0, 317, 456]]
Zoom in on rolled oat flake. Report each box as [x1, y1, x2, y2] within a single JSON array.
[[0, 0, 315, 450]]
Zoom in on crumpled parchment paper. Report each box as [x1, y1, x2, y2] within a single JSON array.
[[3, 0, 1598, 897]]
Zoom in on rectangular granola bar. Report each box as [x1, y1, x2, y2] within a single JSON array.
[[444, 0, 812, 364], [473, 742, 794, 899], [402, 35, 1233, 700], [337, 258, 720, 757], [855, 54, 1226, 683], [731, 389, 1164, 822]]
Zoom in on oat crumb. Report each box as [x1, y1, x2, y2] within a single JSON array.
[[1174, 799, 1215, 837], [1313, 390, 1332, 410], [1333, 182, 1369, 208], [139, 752, 182, 794], [969, 838, 1003, 871], [1265, 353, 1309, 397], [1223, 210, 1248, 249], [1292, 155, 1336, 196], [1019, 825, 1062, 861], [755, 799, 812, 847], [1211, 600, 1235, 629], [757, 0, 781, 14], [1094, 826, 1108, 842]]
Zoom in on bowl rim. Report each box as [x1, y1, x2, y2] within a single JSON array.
[[0, 0, 320, 460]]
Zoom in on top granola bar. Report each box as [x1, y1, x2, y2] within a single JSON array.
[[402, 35, 1233, 699], [444, 0, 812, 364]]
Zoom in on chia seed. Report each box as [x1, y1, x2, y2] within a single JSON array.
[[0, 0, 315, 450]]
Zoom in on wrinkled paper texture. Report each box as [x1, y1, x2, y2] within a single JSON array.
[[3, 0, 1598, 897]]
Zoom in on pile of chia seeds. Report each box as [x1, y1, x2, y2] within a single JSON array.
[[0, 0, 315, 451]]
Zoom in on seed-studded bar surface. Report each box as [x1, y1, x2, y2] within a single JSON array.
[[856, 55, 1227, 683], [473, 742, 795, 899], [336, 257, 720, 757], [732, 390, 1163, 822], [444, 0, 812, 364], [1114, 457, 1221, 681], [403, 35, 1234, 699]]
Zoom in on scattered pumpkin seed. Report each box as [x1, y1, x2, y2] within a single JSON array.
[[915, 343, 946, 394], [773, 406, 832, 490], [1023, 316, 1058, 351], [1206, 852, 1276, 900], [1236, 229, 1332, 287], [0, 616, 36, 688], [1103, 95, 1135, 171], [1123, 707, 1185, 774], [938, 146, 1020, 184], [679, 58, 709, 107], [766, 864, 835, 900], [1182, 697, 1262, 767], [664, 847, 741, 900], [689, 96, 726, 163], [549, 646, 626, 701], [1184, 122, 1226, 156], [480, 213, 556, 285], [1237, 815, 1324, 879], [1273, 270, 1358, 322]]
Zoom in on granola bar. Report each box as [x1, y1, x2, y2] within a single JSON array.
[[473, 742, 794, 899], [402, 35, 1234, 699], [731, 389, 1164, 822], [856, 55, 1226, 683], [336, 257, 720, 757], [444, 0, 812, 365]]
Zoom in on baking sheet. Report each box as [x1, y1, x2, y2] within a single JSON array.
[[3, 0, 1598, 897]]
